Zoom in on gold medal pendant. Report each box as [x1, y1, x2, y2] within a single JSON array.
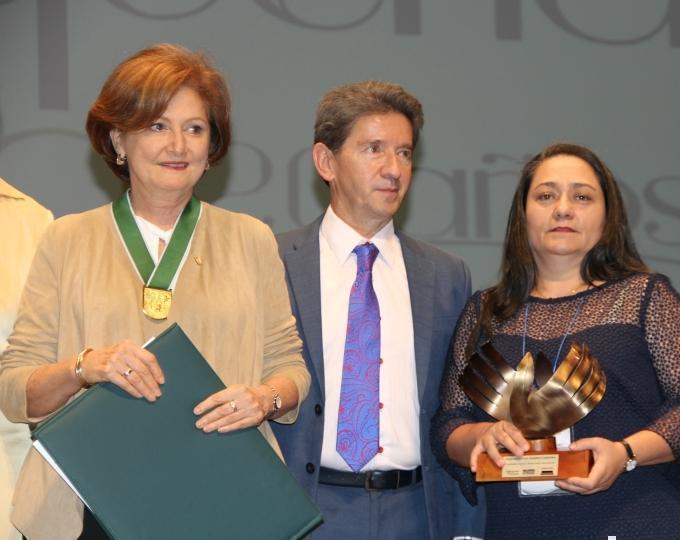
[[113, 193, 200, 322], [143, 286, 172, 320]]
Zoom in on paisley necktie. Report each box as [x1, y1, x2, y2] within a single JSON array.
[[336, 242, 380, 472]]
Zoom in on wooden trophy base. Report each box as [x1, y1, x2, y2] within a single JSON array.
[[475, 437, 593, 482]]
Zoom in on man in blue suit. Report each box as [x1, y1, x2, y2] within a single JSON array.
[[272, 81, 484, 539]]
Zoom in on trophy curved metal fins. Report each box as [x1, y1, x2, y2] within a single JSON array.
[[507, 352, 533, 410], [552, 342, 590, 395], [500, 342, 607, 439], [460, 369, 505, 413], [533, 351, 552, 388], [541, 343, 606, 411], [462, 341, 606, 439], [508, 352, 558, 438], [479, 342, 516, 382], [569, 346, 606, 410], [576, 373, 606, 411], [467, 351, 508, 391], [460, 343, 516, 421]]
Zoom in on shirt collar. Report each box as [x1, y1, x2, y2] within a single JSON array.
[[0, 178, 27, 200], [320, 205, 400, 268], [126, 190, 175, 243]]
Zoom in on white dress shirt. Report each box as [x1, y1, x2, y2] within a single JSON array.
[[319, 206, 420, 471]]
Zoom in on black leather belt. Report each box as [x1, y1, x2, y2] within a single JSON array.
[[318, 466, 422, 490]]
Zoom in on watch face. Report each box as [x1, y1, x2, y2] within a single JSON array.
[[625, 459, 637, 472], [274, 395, 282, 410]]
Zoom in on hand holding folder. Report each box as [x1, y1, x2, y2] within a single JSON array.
[[33, 323, 322, 540]]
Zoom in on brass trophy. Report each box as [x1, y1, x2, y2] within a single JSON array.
[[461, 342, 606, 482]]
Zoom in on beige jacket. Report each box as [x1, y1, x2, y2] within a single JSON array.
[[0, 178, 53, 540], [0, 202, 309, 540]]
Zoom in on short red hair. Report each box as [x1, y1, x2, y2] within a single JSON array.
[[86, 43, 231, 181]]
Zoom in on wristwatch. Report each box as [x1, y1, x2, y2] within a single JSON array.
[[620, 439, 637, 472], [268, 385, 282, 416]]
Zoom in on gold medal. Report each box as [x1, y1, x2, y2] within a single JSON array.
[[142, 286, 172, 320]]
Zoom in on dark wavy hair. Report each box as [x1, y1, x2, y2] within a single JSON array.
[[86, 43, 231, 181], [470, 142, 648, 352]]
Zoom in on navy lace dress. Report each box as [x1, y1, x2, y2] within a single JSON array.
[[432, 273, 680, 540]]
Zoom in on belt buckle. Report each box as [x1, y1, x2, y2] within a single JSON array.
[[364, 470, 402, 490]]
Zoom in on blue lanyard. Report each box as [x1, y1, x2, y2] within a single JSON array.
[[521, 295, 586, 372]]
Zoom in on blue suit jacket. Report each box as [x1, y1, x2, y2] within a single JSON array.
[[272, 217, 485, 539]]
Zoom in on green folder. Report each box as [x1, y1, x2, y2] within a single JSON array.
[[32, 323, 322, 540]]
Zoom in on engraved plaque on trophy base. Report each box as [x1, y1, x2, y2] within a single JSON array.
[[475, 437, 593, 482]]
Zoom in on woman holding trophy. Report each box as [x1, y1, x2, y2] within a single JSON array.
[[432, 143, 679, 539]]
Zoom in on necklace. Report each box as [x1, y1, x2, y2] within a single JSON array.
[[521, 295, 587, 372], [532, 282, 590, 299]]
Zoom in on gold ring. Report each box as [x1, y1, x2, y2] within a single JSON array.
[[123, 368, 133, 378], [228, 400, 237, 412]]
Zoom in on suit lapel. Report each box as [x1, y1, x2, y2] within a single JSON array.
[[283, 220, 326, 397], [400, 234, 435, 405]]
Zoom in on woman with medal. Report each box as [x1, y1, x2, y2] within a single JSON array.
[[0, 44, 310, 540], [431, 143, 680, 539]]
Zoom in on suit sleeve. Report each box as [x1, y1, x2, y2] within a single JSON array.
[[430, 291, 483, 505]]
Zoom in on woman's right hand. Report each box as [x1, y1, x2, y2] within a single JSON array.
[[80, 340, 164, 401], [469, 420, 529, 472]]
